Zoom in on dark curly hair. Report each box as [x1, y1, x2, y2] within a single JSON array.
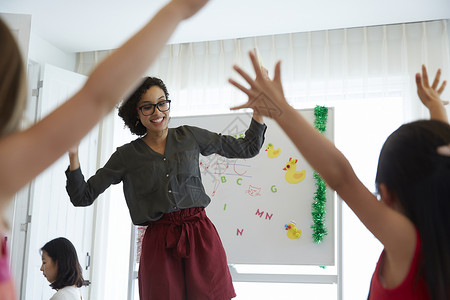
[[41, 237, 84, 290], [118, 77, 169, 136]]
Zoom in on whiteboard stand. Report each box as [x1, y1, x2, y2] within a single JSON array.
[[337, 195, 343, 300], [128, 223, 137, 300], [229, 267, 338, 284], [228, 192, 342, 300]]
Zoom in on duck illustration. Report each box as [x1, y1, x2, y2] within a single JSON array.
[[285, 222, 302, 239], [283, 157, 306, 183], [265, 143, 281, 158]]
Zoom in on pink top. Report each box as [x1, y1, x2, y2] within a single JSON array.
[[369, 230, 431, 300], [0, 236, 10, 282], [0, 236, 16, 300]]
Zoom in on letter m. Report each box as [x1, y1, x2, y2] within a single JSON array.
[[255, 209, 264, 218]]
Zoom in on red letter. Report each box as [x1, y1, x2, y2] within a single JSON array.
[[255, 209, 264, 218]]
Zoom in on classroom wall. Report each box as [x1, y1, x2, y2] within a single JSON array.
[[28, 33, 76, 71]]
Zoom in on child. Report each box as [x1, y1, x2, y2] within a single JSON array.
[[229, 52, 450, 300], [40, 238, 84, 300], [0, 0, 208, 298]]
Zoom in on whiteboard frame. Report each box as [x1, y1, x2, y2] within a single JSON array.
[[170, 109, 335, 265]]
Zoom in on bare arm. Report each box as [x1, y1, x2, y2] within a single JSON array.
[[0, 0, 209, 201], [229, 52, 415, 264]]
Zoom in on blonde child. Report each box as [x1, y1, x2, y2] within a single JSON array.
[[0, 0, 208, 298]]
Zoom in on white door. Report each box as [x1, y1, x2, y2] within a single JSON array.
[[22, 64, 96, 300]]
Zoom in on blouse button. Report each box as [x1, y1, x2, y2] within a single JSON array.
[[166, 174, 169, 178], [163, 157, 167, 161], [173, 206, 177, 210], [168, 190, 172, 193]]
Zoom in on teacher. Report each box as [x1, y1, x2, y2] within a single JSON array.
[[65, 76, 266, 300]]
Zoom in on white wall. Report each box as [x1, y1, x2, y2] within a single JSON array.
[[28, 33, 76, 71]]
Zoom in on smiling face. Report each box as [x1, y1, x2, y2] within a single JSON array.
[[40, 250, 58, 283], [136, 85, 170, 136]]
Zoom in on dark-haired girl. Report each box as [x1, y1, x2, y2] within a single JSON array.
[[0, 2, 208, 299], [40, 238, 84, 300], [230, 52, 450, 300]]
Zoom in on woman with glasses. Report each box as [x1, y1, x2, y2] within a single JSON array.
[[65, 76, 266, 300]]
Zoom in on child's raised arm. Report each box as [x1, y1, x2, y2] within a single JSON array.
[[229, 51, 416, 268], [0, 0, 209, 201]]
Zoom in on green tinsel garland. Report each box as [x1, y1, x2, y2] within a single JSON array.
[[311, 106, 328, 244]]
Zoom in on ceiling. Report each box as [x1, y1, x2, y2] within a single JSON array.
[[1, 0, 450, 53]]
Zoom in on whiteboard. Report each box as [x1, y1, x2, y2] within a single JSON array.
[[170, 108, 335, 265]]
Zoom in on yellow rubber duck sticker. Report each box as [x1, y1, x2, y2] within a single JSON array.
[[266, 143, 281, 158], [285, 222, 302, 239], [283, 157, 306, 183]]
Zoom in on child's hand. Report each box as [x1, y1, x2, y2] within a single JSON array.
[[416, 65, 448, 108], [171, 0, 209, 20], [261, 66, 269, 80], [416, 65, 449, 123], [229, 51, 289, 119]]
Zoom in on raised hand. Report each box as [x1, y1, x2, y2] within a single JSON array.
[[416, 65, 448, 122], [416, 65, 447, 104], [229, 51, 289, 119]]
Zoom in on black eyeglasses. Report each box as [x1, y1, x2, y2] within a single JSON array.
[[136, 100, 171, 116]]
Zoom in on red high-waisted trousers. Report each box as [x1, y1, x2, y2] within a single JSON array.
[[138, 207, 236, 300]]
